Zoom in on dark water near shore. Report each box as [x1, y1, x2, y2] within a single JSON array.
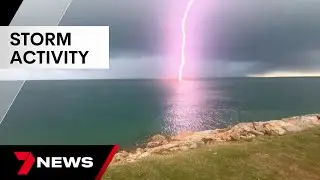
[[0, 78, 319, 148]]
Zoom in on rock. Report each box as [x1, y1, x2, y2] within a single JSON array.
[[202, 137, 214, 144], [179, 141, 204, 149], [162, 142, 180, 149], [263, 123, 286, 135], [146, 139, 169, 148], [273, 120, 302, 132], [283, 125, 301, 132], [174, 130, 215, 142], [241, 133, 256, 140], [135, 151, 150, 160], [189, 142, 198, 149], [146, 138, 169, 148], [301, 115, 320, 126], [113, 150, 129, 162], [283, 115, 320, 130], [232, 122, 264, 137], [233, 122, 254, 130], [118, 150, 129, 157], [139, 152, 150, 158], [220, 132, 232, 141], [150, 134, 167, 141], [253, 122, 265, 133], [136, 148, 144, 154], [113, 155, 121, 162], [146, 134, 170, 148], [215, 128, 229, 133], [110, 114, 320, 165], [230, 132, 241, 141], [146, 141, 162, 148], [149, 143, 180, 154], [250, 130, 264, 136], [150, 147, 170, 155]]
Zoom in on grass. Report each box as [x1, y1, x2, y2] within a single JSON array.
[[104, 127, 320, 180]]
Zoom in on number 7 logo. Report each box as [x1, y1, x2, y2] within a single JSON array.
[[14, 152, 35, 175]]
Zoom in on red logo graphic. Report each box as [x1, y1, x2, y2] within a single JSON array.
[[14, 152, 35, 175]]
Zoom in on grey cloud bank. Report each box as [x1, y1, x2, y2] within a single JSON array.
[[57, 0, 320, 77], [1, 0, 320, 79]]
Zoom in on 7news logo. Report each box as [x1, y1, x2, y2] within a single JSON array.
[[14, 152, 93, 175]]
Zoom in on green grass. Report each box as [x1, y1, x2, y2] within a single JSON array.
[[104, 128, 320, 180]]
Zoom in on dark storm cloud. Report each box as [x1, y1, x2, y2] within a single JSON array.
[[202, 0, 320, 74], [59, 0, 320, 76], [60, 0, 166, 58]]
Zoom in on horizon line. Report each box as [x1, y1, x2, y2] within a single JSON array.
[[1, 76, 320, 81]]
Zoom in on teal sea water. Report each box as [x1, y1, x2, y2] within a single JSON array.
[[0, 78, 319, 148]]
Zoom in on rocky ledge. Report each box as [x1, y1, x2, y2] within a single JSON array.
[[112, 114, 320, 164]]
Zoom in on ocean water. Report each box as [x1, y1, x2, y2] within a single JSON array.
[[0, 78, 319, 148]]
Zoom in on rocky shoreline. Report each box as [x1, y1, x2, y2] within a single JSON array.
[[112, 114, 320, 164]]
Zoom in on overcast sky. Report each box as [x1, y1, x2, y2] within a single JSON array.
[[2, 0, 320, 80]]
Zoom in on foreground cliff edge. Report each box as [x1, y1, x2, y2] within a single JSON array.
[[112, 114, 320, 164]]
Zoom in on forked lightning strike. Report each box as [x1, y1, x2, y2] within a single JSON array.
[[179, 0, 196, 81]]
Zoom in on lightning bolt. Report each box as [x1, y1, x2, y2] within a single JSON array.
[[179, 0, 196, 81]]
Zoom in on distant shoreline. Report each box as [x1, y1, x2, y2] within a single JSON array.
[[112, 114, 320, 164], [1, 76, 320, 82]]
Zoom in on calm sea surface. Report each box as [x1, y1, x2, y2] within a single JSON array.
[[0, 78, 319, 148]]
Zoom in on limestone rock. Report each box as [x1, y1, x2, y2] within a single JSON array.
[[118, 150, 129, 157], [230, 132, 241, 141], [231, 122, 264, 137], [149, 143, 180, 154], [136, 148, 144, 154], [263, 122, 286, 135], [111, 114, 320, 164], [215, 128, 229, 133], [253, 122, 266, 133], [146, 139, 169, 148], [241, 133, 256, 140], [150, 134, 167, 141], [139, 152, 150, 158], [113, 150, 129, 162]]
